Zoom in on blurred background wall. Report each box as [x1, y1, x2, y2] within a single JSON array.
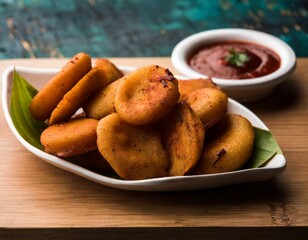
[[0, 0, 307, 59]]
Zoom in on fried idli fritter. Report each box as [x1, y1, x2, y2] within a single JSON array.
[[30, 52, 91, 121], [185, 87, 228, 130], [65, 150, 115, 175], [94, 58, 124, 83], [48, 67, 107, 125], [41, 118, 98, 157], [193, 114, 255, 174], [96, 113, 169, 180], [83, 78, 122, 119], [178, 78, 217, 100], [114, 65, 180, 125], [83, 59, 124, 120], [162, 102, 205, 176]]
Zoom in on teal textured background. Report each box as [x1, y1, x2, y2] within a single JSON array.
[[0, 0, 307, 58]]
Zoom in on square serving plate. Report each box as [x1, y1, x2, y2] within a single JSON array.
[[2, 65, 286, 191]]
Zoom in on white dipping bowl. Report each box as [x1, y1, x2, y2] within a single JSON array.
[[171, 28, 296, 102]]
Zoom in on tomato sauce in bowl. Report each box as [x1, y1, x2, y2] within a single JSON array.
[[171, 29, 296, 101], [189, 41, 280, 80]]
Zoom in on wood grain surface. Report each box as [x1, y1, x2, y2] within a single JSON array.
[[0, 58, 308, 239]]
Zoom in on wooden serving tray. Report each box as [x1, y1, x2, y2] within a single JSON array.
[[1, 58, 308, 240]]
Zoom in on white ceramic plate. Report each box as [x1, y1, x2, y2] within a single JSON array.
[[2, 65, 286, 191]]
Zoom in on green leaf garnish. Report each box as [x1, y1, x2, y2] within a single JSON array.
[[10, 69, 46, 149], [225, 48, 249, 67], [247, 127, 282, 168]]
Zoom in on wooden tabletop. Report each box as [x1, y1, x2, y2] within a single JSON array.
[[1, 58, 308, 240]]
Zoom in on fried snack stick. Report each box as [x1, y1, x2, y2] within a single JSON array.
[[30, 52, 91, 121], [48, 67, 107, 125]]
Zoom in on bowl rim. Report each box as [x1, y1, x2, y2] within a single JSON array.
[[171, 28, 296, 87]]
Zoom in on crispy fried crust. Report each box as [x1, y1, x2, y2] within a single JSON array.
[[83, 58, 125, 120], [193, 114, 255, 174], [96, 113, 169, 180], [178, 78, 217, 100], [48, 67, 107, 125], [114, 65, 180, 125], [40, 118, 98, 157], [94, 58, 124, 83], [30, 52, 91, 121], [185, 87, 228, 130], [162, 102, 205, 176], [83, 78, 122, 119], [65, 150, 115, 175]]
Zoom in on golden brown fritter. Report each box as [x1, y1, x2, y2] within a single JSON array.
[[162, 101, 205, 176], [114, 65, 180, 125], [96, 113, 169, 180], [48, 67, 107, 125], [30, 52, 91, 121], [65, 150, 115, 175], [83, 78, 122, 119], [94, 58, 124, 83], [185, 87, 228, 130], [178, 78, 217, 100], [193, 114, 255, 174], [41, 118, 98, 157]]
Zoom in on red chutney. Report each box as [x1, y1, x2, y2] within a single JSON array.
[[189, 41, 281, 79]]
